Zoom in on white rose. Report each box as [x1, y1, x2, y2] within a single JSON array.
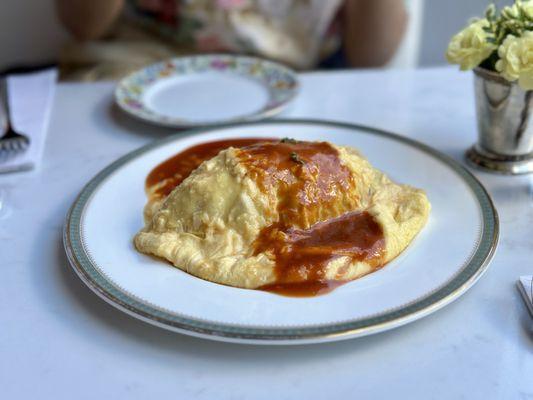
[[496, 32, 533, 90], [522, 1, 533, 19], [446, 19, 497, 70]]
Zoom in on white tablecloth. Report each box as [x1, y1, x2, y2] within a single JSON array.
[[1, 67, 532, 399]]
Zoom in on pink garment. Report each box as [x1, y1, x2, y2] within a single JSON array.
[[130, 0, 343, 68]]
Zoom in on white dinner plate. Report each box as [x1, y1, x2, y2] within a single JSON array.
[[64, 120, 498, 345], [115, 55, 298, 128]]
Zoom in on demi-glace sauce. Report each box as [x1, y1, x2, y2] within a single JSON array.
[[237, 141, 385, 296], [146, 138, 269, 198], [145, 139, 385, 297]]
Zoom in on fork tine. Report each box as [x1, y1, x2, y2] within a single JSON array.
[[0, 138, 27, 152], [0, 77, 31, 163]]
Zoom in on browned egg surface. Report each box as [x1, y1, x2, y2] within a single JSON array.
[[145, 139, 386, 296]]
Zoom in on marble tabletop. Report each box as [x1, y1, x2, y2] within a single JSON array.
[[1, 66, 532, 399]]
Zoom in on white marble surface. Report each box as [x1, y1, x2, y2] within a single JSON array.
[[1, 67, 532, 399]]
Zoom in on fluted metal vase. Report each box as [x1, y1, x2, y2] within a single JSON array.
[[466, 67, 533, 174]]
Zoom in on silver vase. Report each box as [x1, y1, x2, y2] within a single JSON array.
[[466, 67, 533, 174]]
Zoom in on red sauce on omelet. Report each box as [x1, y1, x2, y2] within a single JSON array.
[[145, 138, 385, 297]]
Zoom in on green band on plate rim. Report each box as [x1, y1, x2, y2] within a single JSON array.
[[63, 119, 499, 343]]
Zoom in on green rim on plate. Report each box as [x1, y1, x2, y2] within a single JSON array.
[[115, 54, 299, 128], [63, 119, 499, 343]]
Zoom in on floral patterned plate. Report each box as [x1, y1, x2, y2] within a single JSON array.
[[115, 55, 299, 128]]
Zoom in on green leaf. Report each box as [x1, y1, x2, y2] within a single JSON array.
[[290, 152, 305, 165], [280, 138, 300, 144]]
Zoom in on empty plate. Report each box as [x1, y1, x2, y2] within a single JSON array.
[[115, 55, 299, 128]]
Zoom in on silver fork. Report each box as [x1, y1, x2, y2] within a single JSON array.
[[0, 79, 30, 157]]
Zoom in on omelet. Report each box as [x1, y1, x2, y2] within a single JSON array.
[[134, 139, 430, 293]]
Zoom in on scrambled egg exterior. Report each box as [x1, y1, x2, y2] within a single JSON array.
[[134, 143, 430, 289]]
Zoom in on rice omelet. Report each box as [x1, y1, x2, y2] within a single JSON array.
[[134, 138, 430, 296]]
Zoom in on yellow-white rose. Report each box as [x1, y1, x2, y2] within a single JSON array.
[[503, 4, 520, 18], [446, 19, 497, 70], [522, 1, 533, 18], [509, 1, 533, 19], [495, 32, 533, 90]]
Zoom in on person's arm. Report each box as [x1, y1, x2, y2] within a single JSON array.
[[342, 0, 408, 67], [56, 0, 125, 41]]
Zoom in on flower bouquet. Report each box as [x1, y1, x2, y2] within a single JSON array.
[[446, 0, 533, 174], [447, 0, 533, 89]]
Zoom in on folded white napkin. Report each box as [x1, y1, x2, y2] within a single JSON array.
[[0, 69, 57, 174], [518, 276, 533, 317]]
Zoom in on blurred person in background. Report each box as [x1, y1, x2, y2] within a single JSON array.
[[56, 0, 421, 81]]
